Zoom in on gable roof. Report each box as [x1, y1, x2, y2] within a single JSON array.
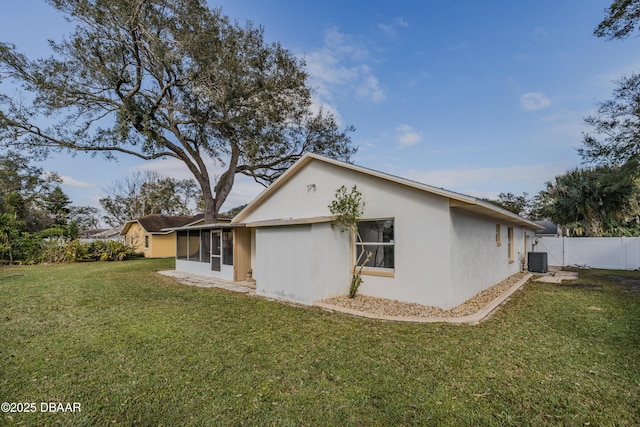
[[121, 214, 204, 235], [233, 153, 544, 230]]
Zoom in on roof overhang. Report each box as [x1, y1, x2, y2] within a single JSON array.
[[231, 153, 545, 231], [243, 216, 336, 228], [449, 200, 544, 230], [162, 222, 246, 232]]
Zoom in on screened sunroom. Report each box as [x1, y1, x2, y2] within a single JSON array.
[[172, 223, 252, 282]]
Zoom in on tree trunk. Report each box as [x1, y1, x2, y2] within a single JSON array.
[[210, 143, 240, 223], [201, 186, 218, 224], [193, 143, 240, 224], [585, 217, 602, 237]]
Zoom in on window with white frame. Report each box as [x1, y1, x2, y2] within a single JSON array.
[[356, 219, 395, 269]]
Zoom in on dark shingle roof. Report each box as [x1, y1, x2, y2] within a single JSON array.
[[534, 220, 558, 235], [131, 214, 204, 233]]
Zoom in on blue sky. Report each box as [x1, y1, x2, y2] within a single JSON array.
[[1, 1, 639, 215]]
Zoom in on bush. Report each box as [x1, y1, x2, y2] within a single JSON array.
[[39, 239, 139, 263], [40, 239, 89, 263], [4, 235, 139, 264], [12, 233, 44, 264], [87, 240, 139, 261]]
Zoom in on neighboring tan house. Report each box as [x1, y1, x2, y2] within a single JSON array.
[[172, 153, 543, 309], [121, 214, 204, 258]]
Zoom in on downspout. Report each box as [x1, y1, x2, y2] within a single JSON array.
[[521, 231, 528, 272]]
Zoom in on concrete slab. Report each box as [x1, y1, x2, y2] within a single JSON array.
[[534, 270, 579, 283], [158, 270, 256, 294]]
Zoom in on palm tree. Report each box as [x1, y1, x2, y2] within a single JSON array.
[[546, 162, 639, 236]]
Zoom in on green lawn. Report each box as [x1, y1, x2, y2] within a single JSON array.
[[1, 260, 639, 426]]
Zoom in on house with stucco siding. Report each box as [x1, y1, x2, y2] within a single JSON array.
[[121, 214, 204, 258], [172, 154, 543, 309]]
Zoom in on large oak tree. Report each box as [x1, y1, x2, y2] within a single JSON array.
[[0, 0, 355, 223], [580, 0, 640, 166], [594, 0, 640, 40], [580, 73, 640, 166]]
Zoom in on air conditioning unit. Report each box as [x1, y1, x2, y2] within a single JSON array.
[[528, 252, 548, 273]]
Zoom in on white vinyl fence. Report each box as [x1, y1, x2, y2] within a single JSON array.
[[534, 236, 640, 270]]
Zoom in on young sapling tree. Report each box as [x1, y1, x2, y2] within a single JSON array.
[[328, 185, 372, 298]]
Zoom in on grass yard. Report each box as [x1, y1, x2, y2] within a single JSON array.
[[1, 259, 639, 426]]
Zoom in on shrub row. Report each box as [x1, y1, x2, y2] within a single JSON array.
[[11, 238, 141, 264]]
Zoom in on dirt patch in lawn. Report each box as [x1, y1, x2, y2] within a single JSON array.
[[321, 272, 528, 319], [589, 275, 640, 294], [559, 283, 602, 289], [602, 276, 640, 287]]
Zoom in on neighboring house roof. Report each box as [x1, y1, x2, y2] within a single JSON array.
[[167, 222, 240, 232], [79, 228, 108, 238], [233, 153, 544, 230], [161, 214, 234, 231], [534, 220, 559, 235], [80, 226, 123, 239], [121, 214, 205, 235]]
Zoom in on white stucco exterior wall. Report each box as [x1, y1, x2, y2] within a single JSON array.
[[255, 225, 314, 304], [308, 222, 352, 301], [448, 210, 530, 308], [245, 160, 454, 308], [254, 222, 351, 304], [353, 181, 452, 308], [240, 157, 540, 309]]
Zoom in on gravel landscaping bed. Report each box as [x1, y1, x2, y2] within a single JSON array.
[[321, 272, 529, 318]]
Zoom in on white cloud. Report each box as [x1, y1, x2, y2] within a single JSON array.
[[378, 23, 394, 35], [305, 27, 385, 105], [448, 41, 468, 51], [520, 92, 552, 111], [532, 27, 550, 39], [404, 163, 568, 198], [378, 18, 409, 35], [60, 175, 94, 188], [395, 124, 423, 147], [356, 70, 385, 103], [395, 18, 409, 28]]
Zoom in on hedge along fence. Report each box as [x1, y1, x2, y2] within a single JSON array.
[[534, 236, 640, 270]]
